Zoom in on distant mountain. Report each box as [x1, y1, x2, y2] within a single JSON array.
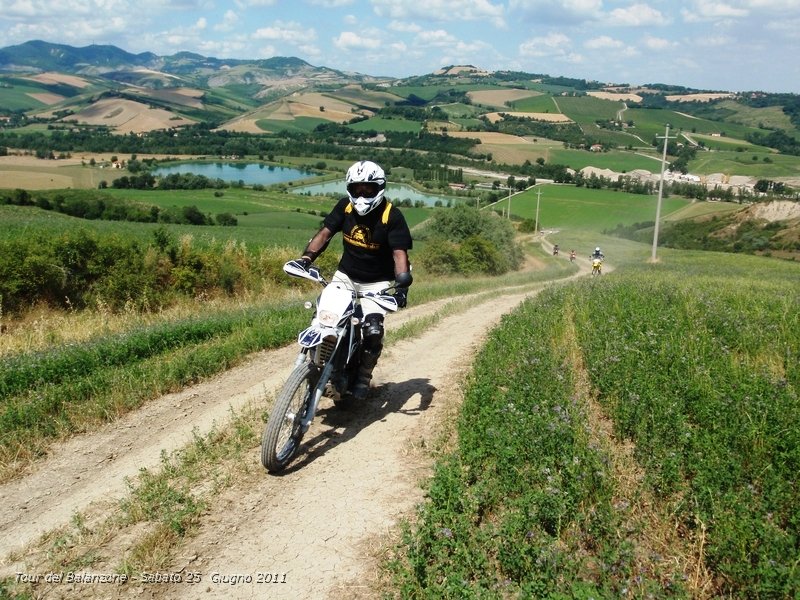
[[0, 40, 369, 83], [0, 40, 157, 73], [0, 40, 392, 125]]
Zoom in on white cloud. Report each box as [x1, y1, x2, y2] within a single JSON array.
[[196, 37, 249, 58], [234, 0, 277, 8], [694, 33, 731, 46], [641, 35, 675, 50], [509, 0, 603, 23], [681, 1, 748, 22], [415, 29, 458, 47], [214, 10, 239, 33], [1, 0, 128, 19], [764, 16, 800, 31], [739, 0, 800, 9], [305, 0, 355, 6], [388, 20, 422, 33], [519, 32, 571, 58], [370, 0, 505, 27], [333, 30, 382, 50], [584, 35, 624, 50], [253, 21, 315, 44], [606, 3, 669, 27]]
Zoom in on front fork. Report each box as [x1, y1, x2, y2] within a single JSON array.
[[294, 336, 344, 432]]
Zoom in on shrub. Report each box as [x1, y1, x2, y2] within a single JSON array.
[[416, 205, 522, 275]]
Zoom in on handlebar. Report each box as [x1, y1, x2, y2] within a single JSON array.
[[283, 260, 401, 311]]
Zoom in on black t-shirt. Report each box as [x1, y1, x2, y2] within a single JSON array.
[[323, 196, 412, 283]]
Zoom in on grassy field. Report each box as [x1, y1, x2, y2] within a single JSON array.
[[391, 248, 800, 598], [506, 94, 561, 113], [712, 100, 797, 131], [348, 116, 422, 133], [494, 183, 691, 232], [254, 116, 330, 133], [0, 187, 435, 249], [547, 148, 664, 172], [689, 150, 800, 177], [624, 107, 772, 145]]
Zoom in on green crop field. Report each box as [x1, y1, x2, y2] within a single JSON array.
[[624, 107, 771, 144], [393, 249, 800, 598], [686, 133, 771, 152], [554, 95, 622, 123], [435, 102, 484, 118], [547, 148, 664, 172], [0, 186, 436, 250], [348, 116, 422, 133], [255, 116, 330, 133], [713, 100, 797, 132], [390, 83, 506, 101], [689, 150, 800, 177], [506, 94, 558, 113], [498, 183, 690, 231], [0, 80, 50, 111]]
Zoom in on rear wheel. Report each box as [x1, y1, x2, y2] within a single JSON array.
[[261, 362, 318, 473]]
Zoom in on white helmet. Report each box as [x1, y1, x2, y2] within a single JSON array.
[[346, 160, 386, 216], [595, 247, 601, 252]]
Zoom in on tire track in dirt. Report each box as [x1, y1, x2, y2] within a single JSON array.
[[0, 261, 588, 598], [156, 288, 546, 600]]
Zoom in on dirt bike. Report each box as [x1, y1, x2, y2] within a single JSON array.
[[553, 246, 559, 256], [591, 258, 603, 276], [569, 252, 576, 263], [261, 260, 401, 473]]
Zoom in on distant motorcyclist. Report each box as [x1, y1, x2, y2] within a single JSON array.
[[296, 160, 413, 401], [569, 249, 576, 262]]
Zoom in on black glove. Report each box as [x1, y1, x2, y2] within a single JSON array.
[[394, 287, 408, 309]]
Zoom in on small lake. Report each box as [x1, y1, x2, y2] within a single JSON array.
[[151, 162, 317, 185], [151, 161, 455, 207], [292, 181, 453, 207]]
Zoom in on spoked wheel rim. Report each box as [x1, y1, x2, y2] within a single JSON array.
[[273, 379, 311, 462]]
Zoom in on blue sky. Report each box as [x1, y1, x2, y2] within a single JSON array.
[[1, 0, 798, 93]]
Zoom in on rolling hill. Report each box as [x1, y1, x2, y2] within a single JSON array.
[[2, 40, 800, 189]]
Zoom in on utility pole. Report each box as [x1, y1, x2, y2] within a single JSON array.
[[535, 188, 542, 234], [651, 124, 674, 262], [507, 186, 512, 219]]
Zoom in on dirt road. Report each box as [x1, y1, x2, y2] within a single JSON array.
[[0, 265, 584, 598]]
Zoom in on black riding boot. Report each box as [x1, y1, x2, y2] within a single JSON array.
[[351, 314, 383, 401]]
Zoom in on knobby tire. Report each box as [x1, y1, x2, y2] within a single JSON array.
[[261, 361, 318, 473]]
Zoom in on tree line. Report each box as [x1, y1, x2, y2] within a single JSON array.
[[0, 188, 236, 227]]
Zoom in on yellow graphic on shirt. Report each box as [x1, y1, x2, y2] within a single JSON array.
[[344, 225, 380, 250]]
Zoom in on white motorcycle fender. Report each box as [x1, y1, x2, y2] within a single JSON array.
[[297, 282, 354, 347]]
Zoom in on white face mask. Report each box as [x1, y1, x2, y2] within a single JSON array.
[[352, 197, 373, 215], [349, 189, 385, 215]]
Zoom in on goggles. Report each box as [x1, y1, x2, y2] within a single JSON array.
[[347, 182, 382, 198]]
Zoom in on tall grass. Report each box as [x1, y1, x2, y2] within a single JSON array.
[[0, 302, 308, 481]]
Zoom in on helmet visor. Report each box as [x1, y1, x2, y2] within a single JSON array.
[[347, 182, 382, 198]]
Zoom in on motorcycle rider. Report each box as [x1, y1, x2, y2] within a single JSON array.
[[296, 160, 413, 401], [590, 246, 605, 260]]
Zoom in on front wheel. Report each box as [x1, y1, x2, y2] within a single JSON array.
[[261, 362, 319, 473]]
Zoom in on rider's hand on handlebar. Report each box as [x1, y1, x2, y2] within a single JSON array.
[[394, 287, 408, 309]]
